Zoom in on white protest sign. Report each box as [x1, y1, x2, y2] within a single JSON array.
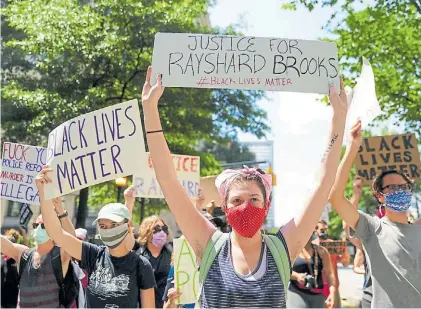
[[151, 33, 340, 94], [133, 153, 200, 199], [174, 237, 199, 305], [44, 100, 148, 199], [1, 143, 47, 205], [345, 56, 382, 134]]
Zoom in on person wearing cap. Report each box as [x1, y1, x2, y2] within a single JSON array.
[[0, 198, 76, 308], [36, 167, 156, 308]]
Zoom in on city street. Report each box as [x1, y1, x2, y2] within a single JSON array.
[[338, 265, 364, 308]]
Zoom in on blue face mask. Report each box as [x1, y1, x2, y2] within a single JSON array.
[[33, 226, 50, 244], [383, 190, 412, 212]]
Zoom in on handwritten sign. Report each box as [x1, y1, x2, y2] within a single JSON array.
[[174, 237, 199, 304], [151, 33, 340, 94], [355, 133, 421, 185], [1, 142, 47, 205], [44, 100, 148, 199], [133, 153, 200, 199], [320, 241, 347, 255], [20, 203, 33, 228]]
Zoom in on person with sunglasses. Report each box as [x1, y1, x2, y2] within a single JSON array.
[[0, 198, 77, 308], [35, 168, 156, 308], [136, 215, 172, 308], [328, 123, 421, 307]]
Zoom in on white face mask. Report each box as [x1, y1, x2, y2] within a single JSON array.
[[98, 223, 129, 249]]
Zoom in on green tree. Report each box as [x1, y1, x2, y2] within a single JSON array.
[[283, 0, 421, 136], [1, 0, 269, 227]]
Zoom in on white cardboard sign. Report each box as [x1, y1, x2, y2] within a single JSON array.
[[345, 56, 382, 135], [151, 33, 340, 94], [1, 143, 47, 205], [174, 237, 200, 305], [44, 100, 148, 199], [133, 153, 200, 199]]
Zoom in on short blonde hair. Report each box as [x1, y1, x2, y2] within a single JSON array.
[[138, 215, 168, 246]]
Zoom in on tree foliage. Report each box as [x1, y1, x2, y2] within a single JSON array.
[[1, 0, 270, 223], [283, 0, 421, 136], [1, 0, 268, 168]]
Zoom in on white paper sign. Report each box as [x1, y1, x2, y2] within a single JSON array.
[[345, 56, 382, 133], [174, 237, 199, 305], [44, 100, 148, 199], [152, 33, 340, 94], [133, 153, 200, 199], [1, 143, 47, 205]]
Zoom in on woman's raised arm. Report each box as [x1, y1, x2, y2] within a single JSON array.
[[281, 78, 349, 261], [142, 67, 216, 259]]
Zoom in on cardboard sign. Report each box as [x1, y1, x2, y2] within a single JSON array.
[[1, 142, 47, 205], [200, 175, 222, 207], [354, 133, 421, 185], [151, 33, 340, 94], [133, 153, 200, 199], [19, 203, 33, 227], [44, 100, 148, 199], [174, 237, 199, 304], [320, 241, 347, 255]]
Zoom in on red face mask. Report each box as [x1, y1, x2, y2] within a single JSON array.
[[224, 202, 268, 238]]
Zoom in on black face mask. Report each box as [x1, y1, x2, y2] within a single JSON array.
[[319, 232, 328, 240]]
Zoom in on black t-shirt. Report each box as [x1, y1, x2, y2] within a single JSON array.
[[81, 242, 156, 308], [137, 245, 172, 308]]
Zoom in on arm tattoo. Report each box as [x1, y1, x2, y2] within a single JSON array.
[[321, 134, 339, 163]]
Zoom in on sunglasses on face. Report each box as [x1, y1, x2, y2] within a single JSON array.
[[153, 224, 169, 234], [33, 223, 45, 229], [382, 183, 412, 193]]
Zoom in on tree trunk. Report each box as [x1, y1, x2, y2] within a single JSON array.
[[76, 187, 89, 228]]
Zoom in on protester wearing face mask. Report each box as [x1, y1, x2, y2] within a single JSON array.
[[0, 198, 76, 308], [136, 216, 172, 308], [288, 232, 337, 308], [328, 123, 421, 307], [141, 66, 348, 307], [35, 167, 156, 308]]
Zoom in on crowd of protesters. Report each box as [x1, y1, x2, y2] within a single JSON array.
[[1, 65, 421, 309]]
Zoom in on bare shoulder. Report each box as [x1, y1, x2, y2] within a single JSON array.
[[314, 244, 329, 257]]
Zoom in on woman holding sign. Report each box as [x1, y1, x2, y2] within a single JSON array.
[[142, 66, 349, 308], [328, 123, 421, 307]]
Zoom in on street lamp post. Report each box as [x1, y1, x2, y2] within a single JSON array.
[[115, 177, 127, 202]]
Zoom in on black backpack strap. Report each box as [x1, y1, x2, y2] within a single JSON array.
[[18, 248, 34, 282]]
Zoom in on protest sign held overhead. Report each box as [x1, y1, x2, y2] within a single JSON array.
[[174, 237, 199, 304], [133, 153, 200, 199], [345, 56, 382, 136], [151, 33, 339, 94], [355, 133, 421, 185], [44, 100, 148, 199], [1, 142, 47, 205]]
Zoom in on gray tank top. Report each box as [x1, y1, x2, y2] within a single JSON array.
[[17, 249, 60, 308]]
